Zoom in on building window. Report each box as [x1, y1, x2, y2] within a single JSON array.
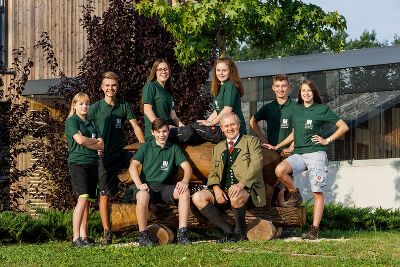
[[0, 0, 7, 69]]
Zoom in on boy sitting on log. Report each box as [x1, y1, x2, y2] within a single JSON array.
[[192, 113, 266, 242], [129, 118, 193, 246]]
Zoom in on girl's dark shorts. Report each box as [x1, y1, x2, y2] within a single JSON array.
[[69, 163, 98, 200]]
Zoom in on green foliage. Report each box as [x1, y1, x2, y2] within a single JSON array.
[[0, 209, 101, 244], [135, 0, 346, 65], [345, 30, 386, 50], [304, 202, 400, 231]]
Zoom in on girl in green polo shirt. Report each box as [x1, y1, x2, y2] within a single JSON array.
[[142, 59, 192, 142], [270, 80, 349, 240], [65, 93, 104, 247], [194, 57, 247, 143]]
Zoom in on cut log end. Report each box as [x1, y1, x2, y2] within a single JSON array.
[[147, 224, 174, 245]]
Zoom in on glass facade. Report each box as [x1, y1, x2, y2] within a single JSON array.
[[242, 63, 400, 161]]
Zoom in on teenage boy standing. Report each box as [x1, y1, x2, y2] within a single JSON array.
[[88, 71, 145, 245]]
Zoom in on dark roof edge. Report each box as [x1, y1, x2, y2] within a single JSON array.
[[236, 46, 400, 78]]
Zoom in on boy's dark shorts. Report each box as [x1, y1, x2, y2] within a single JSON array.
[[98, 151, 133, 196], [69, 163, 98, 200], [132, 183, 177, 206]]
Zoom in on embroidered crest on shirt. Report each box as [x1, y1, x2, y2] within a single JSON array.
[[115, 118, 122, 129], [305, 119, 313, 129], [214, 100, 220, 111], [161, 160, 169, 171], [281, 118, 289, 129]]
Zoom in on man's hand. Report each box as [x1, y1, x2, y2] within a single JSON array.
[[213, 186, 228, 204], [175, 181, 189, 195], [137, 183, 149, 191], [228, 183, 245, 198]]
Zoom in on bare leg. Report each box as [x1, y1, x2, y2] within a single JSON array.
[[73, 197, 88, 241], [275, 160, 296, 192], [80, 201, 89, 238], [312, 192, 324, 227], [99, 195, 110, 231], [174, 190, 190, 228], [136, 190, 150, 232]]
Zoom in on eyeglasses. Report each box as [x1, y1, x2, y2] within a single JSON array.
[[156, 68, 169, 73]]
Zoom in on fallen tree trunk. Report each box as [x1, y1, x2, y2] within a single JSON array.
[[111, 203, 306, 232]]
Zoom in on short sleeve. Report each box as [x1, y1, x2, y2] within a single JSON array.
[[223, 82, 239, 107], [124, 102, 136, 121], [133, 143, 146, 164], [174, 145, 187, 166], [143, 82, 156, 105], [64, 117, 79, 140], [253, 104, 268, 121], [324, 106, 340, 124]]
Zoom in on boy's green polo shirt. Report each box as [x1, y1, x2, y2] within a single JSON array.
[[213, 80, 247, 135], [65, 114, 99, 165], [292, 103, 340, 155], [134, 140, 187, 184], [253, 97, 296, 150], [142, 81, 174, 140], [88, 98, 135, 157]]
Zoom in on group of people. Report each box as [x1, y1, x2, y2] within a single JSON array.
[[65, 57, 348, 248]]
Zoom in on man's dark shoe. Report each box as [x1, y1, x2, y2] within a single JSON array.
[[283, 189, 303, 207], [138, 231, 155, 247], [176, 227, 191, 245], [301, 225, 319, 240], [72, 237, 92, 248], [280, 227, 297, 239], [228, 232, 247, 243], [100, 230, 113, 245], [217, 233, 232, 243]]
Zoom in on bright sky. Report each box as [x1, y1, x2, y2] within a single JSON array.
[[303, 0, 400, 43]]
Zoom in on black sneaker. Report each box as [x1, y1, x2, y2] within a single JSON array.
[[228, 232, 247, 243], [72, 237, 91, 248], [301, 225, 319, 240], [176, 227, 191, 245], [138, 231, 155, 247], [81, 237, 95, 247], [283, 189, 303, 207], [100, 230, 113, 245]]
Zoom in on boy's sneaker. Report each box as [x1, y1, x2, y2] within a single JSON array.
[[176, 227, 191, 245], [301, 225, 319, 240], [72, 237, 92, 248], [138, 231, 155, 247], [100, 230, 113, 245], [283, 189, 303, 207]]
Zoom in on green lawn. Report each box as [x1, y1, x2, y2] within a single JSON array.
[[0, 231, 399, 266]]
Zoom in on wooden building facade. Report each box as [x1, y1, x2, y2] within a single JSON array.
[[1, 0, 110, 212]]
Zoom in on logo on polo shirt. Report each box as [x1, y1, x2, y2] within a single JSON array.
[[305, 119, 313, 129], [214, 100, 220, 111], [91, 133, 96, 138], [161, 160, 169, 171], [115, 118, 122, 129], [281, 118, 289, 129]]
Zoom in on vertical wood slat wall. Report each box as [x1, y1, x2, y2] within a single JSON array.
[[12, 0, 110, 79], [1, 0, 110, 211]]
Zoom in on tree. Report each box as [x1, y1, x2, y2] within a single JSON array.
[[135, 0, 347, 65], [345, 30, 386, 50]]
